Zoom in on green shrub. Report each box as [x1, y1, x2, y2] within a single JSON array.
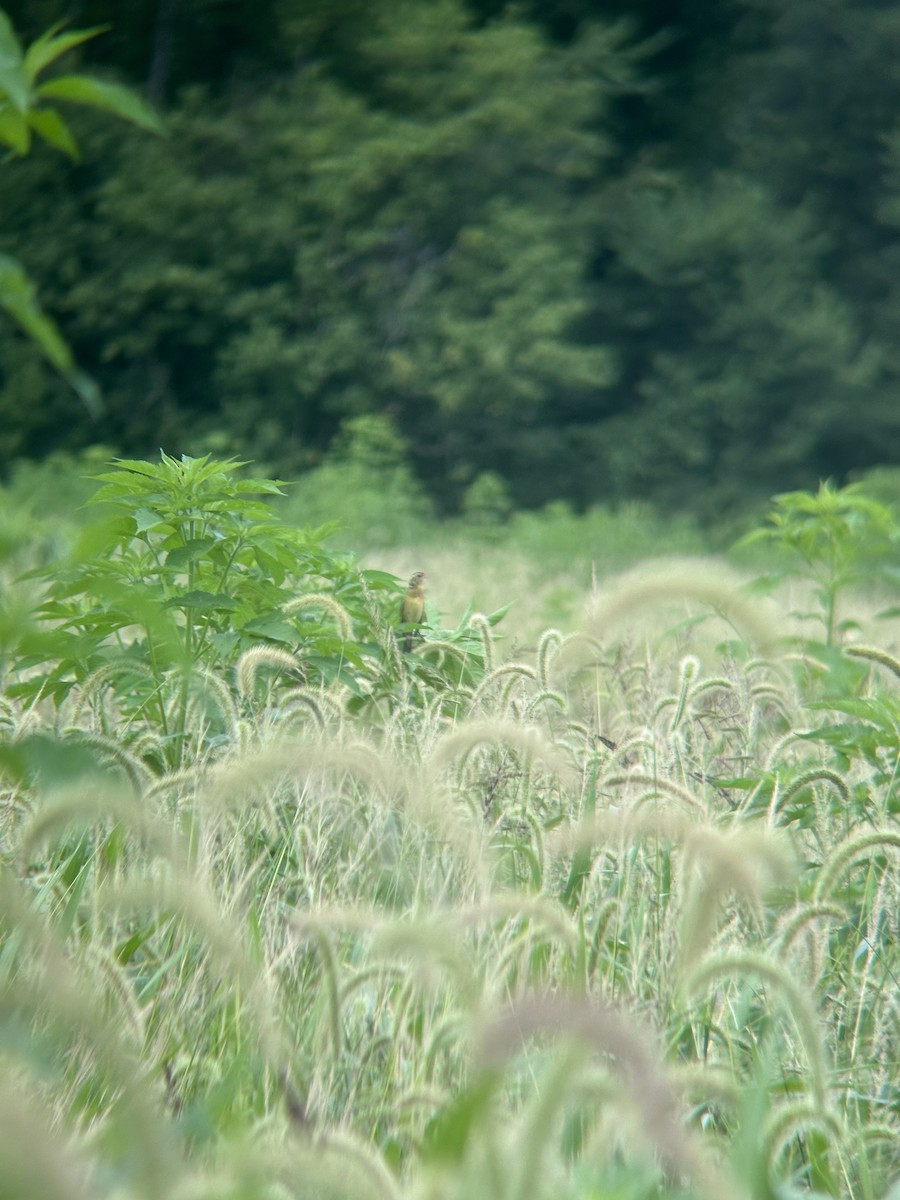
[[280, 414, 435, 548], [6, 452, 499, 769]]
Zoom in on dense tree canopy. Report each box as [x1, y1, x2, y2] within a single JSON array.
[[0, 0, 898, 519]]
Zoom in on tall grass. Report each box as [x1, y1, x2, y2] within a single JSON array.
[[0, 469, 898, 1199]]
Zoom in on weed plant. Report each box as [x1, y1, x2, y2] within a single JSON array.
[[0, 460, 897, 1199]]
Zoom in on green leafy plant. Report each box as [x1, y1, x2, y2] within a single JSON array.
[[8, 455, 375, 765], [738, 481, 898, 645], [0, 10, 163, 159], [279, 414, 435, 547], [0, 7, 163, 409], [8, 453, 502, 768]]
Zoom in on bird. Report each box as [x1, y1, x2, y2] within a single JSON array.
[[400, 570, 426, 650]]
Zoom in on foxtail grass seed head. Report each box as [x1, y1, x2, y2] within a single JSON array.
[[2, 468, 898, 1200]]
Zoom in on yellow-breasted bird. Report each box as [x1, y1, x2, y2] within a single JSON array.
[[400, 570, 426, 650]]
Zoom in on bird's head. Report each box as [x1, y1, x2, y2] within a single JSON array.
[[407, 571, 426, 588]]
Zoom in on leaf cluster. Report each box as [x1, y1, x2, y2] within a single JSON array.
[[0, 7, 163, 413], [738, 481, 899, 644], [7, 453, 502, 768]]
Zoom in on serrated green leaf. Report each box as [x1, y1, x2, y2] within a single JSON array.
[[130, 506, 167, 533], [108, 459, 169, 478], [209, 631, 240, 657], [359, 569, 402, 589], [235, 477, 286, 495], [70, 515, 131, 561], [808, 697, 898, 729], [240, 617, 298, 644], [306, 520, 341, 541], [166, 539, 216, 569], [307, 657, 364, 695], [253, 546, 290, 582]]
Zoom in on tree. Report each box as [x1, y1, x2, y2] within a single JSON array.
[[580, 170, 885, 516], [0, 0, 634, 503], [2, 0, 898, 518]]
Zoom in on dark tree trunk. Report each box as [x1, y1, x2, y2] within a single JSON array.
[[147, 0, 177, 106]]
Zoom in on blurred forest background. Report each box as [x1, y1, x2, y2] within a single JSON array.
[[2, 0, 900, 538]]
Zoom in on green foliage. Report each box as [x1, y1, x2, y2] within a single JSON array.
[[0, 0, 899, 522], [508, 499, 707, 575], [589, 173, 883, 517], [6, 453, 499, 768], [0, 6, 162, 411], [0, 252, 100, 413], [852, 465, 900, 515], [461, 471, 513, 529], [0, 9, 163, 158], [2, 0, 898, 515], [0, 1, 630, 504], [738, 481, 898, 644], [1, 444, 113, 517], [281, 414, 435, 547]]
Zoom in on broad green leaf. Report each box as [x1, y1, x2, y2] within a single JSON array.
[[808, 697, 899, 730], [798, 723, 886, 759], [485, 603, 511, 626], [308, 658, 364, 695], [0, 252, 71, 370], [209, 631, 240, 657], [132, 506, 168, 533], [166, 539, 216, 569], [23, 24, 108, 85], [37, 74, 166, 134], [0, 12, 26, 111], [307, 520, 341, 541], [0, 104, 29, 153], [240, 616, 298, 644], [98, 459, 168, 481], [27, 105, 79, 157], [0, 252, 102, 414], [0, 733, 110, 790], [359, 569, 401, 588], [253, 546, 288, 581], [235, 477, 286, 495]]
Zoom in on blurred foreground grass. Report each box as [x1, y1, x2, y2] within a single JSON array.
[[0, 449, 898, 1200]]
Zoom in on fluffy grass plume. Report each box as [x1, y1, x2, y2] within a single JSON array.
[[1, 524, 898, 1200]]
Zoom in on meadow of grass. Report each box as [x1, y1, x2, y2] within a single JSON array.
[[0, 456, 898, 1200]]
